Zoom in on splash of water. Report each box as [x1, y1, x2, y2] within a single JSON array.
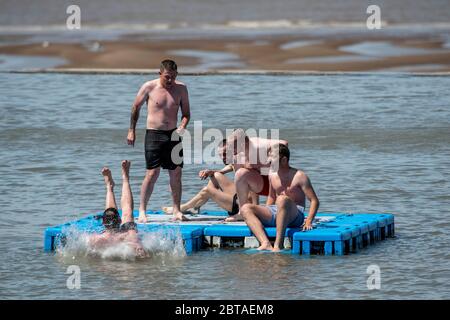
[[55, 225, 187, 261]]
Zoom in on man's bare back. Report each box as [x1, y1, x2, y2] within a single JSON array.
[[226, 129, 288, 169], [89, 229, 138, 248]]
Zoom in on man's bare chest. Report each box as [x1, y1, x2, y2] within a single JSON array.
[[273, 174, 298, 193], [148, 90, 180, 109]]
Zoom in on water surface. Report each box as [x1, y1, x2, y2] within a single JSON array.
[[0, 72, 449, 299]]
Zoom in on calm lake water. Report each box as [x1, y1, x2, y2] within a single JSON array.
[[0, 72, 449, 299]]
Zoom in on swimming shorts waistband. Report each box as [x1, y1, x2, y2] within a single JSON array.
[[119, 221, 138, 233], [146, 128, 177, 135]]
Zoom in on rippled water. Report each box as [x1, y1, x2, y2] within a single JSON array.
[[0, 72, 449, 299], [1, 0, 450, 27]]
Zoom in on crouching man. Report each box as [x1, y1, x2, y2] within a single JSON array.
[[240, 144, 320, 252]]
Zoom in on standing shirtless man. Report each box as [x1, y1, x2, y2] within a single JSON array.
[[127, 60, 190, 222]]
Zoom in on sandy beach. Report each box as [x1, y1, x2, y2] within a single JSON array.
[[1, 31, 450, 72], [1, 0, 450, 72]]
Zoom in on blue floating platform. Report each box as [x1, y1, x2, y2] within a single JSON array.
[[44, 210, 394, 256]]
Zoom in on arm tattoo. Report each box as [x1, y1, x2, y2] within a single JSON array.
[[130, 105, 140, 130]]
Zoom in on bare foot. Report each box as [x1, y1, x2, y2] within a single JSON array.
[[101, 167, 115, 189], [163, 206, 198, 215], [272, 246, 282, 252], [121, 160, 131, 178], [185, 207, 200, 215], [162, 206, 174, 214], [257, 242, 273, 251], [224, 213, 244, 222], [138, 211, 148, 223], [173, 211, 190, 221]]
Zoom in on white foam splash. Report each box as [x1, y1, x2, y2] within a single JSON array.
[[55, 226, 186, 261], [140, 229, 187, 258]]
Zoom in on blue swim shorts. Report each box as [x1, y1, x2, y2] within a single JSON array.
[[262, 205, 305, 228]]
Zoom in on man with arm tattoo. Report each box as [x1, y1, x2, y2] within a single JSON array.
[[127, 59, 191, 222]]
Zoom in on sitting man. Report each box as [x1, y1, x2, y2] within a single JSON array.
[[240, 144, 320, 252], [88, 160, 148, 258]]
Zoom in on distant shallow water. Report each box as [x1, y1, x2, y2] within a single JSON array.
[[168, 49, 246, 71], [0, 54, 67, 70], [0, 73, 449, 299], [340, 41, 446, 57], [286, 55, 379, 64]]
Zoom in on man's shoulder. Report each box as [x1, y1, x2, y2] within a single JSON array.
[[142, 79, 158, 90], [175, 81, 188, 91], [252, 137, 283, 148], [293, 169, 312, 185], [249, 136, 269, 146], [175, 80, 187, 87], [293, 168, 307, 178], [268, 171, 279, 181]]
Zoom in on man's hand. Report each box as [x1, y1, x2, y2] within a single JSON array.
[[176, 126, 185, 136], [127, 129, 136, 147], [302, 220, 313, 231], [199, 169, 215, 180]]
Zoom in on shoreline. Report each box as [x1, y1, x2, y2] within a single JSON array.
[[3, 68, 450, 76], [0, 29, 449, 73]]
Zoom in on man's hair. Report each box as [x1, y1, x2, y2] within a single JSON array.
[[218, 138, 227, 147], [230, 128, 249, 142], [226, 128, 249, 152], [102, 207, 121, 230], [160, 59, 178, 72], [218, 138, 229, 165], [272, 143, 290, 162]]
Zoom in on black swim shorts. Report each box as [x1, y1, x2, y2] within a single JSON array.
[[119, 221, 138, 233], [145, 128, 183, 170], [227, 194, 239, 216]]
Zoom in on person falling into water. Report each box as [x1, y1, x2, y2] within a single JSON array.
[[127, 60, 190, 222], [88, 160, 148, 258], [240, 144, 320, 252]]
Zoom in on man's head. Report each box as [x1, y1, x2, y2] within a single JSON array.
[[218, 138, 232, 165], [159, 59, 178, 89], [226, 128, 249, 156], [102, 207, 121, 231], [268, 143, 290, 170]]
